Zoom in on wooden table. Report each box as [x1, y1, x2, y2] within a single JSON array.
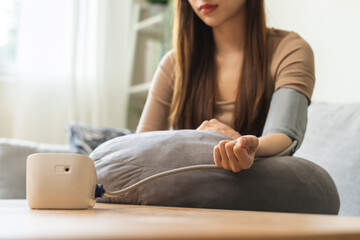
[[1, 200, 360, 240]]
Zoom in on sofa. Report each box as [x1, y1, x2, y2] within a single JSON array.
[[0, 102, 359, 216]]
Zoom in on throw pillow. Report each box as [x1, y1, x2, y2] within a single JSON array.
[[66, 121, 133, 155]]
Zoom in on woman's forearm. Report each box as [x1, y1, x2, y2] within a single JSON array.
[[255, 133, 292, 157]]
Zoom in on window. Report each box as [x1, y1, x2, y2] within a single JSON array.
[[0, 0, 20, 81]]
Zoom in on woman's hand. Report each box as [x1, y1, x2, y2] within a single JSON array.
[[213, 135, 259, 172], [197, 118, 241, 139]]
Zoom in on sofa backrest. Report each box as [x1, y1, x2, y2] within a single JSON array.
[[0, 138, 69, 199], [295, 102, 360, 216]]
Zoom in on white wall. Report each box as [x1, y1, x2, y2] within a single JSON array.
[[266, 0, 360, 103]]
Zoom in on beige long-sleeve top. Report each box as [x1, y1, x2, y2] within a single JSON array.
[[136, 28, 315, 132]]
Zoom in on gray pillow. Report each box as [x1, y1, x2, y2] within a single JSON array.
[[90, 130, 340, 214]]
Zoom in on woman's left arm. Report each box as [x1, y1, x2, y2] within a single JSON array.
[[211, 90, 310, 172], [203, 87, 310, 172]]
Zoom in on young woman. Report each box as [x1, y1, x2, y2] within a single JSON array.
[[137, 0, 315, 173]]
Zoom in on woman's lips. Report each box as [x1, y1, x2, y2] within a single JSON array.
[[199, 3, 219, 14]]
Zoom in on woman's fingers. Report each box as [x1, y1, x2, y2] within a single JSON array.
[[225, 141, 242, 172], [196, 120, 210, 130], [196, 119, 241, 140], [214, 136, 258, 172], [234, 136, 259, 169], [233, 142, 252, 170], [214, 140, 241, 172], [218, 140, 231, 170], [213, 145, 222, 167]]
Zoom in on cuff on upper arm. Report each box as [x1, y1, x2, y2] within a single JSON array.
[[262, 88, 309, 154]]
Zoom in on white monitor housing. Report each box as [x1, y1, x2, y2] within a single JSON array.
[[27, 153, 97, 209]]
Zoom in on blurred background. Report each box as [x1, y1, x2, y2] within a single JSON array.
[[0, 0, 359, 144]]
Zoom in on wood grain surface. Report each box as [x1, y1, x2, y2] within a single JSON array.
[[1, 200, 360, 240]]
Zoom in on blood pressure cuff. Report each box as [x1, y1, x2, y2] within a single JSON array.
[[262, 88, 309, 154]]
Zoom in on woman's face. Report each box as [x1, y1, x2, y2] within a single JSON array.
[[188, 0, 246, 27]]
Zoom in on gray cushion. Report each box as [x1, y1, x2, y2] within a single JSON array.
[[295, 102, 360, 216], [90, 130, 340, 214]]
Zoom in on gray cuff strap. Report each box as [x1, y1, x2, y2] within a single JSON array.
[[262, 88, 309, 154]]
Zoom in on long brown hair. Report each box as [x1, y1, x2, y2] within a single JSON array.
[[170, 0, 272, 136]]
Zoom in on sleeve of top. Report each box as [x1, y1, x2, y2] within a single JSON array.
[[136, 50, 175, 132], [271, 32, 315, 102]]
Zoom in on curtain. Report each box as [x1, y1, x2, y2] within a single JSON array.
[[1, 0, 132, 144]]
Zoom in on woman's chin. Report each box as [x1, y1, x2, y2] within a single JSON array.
[[200, 17, 222, 28]]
